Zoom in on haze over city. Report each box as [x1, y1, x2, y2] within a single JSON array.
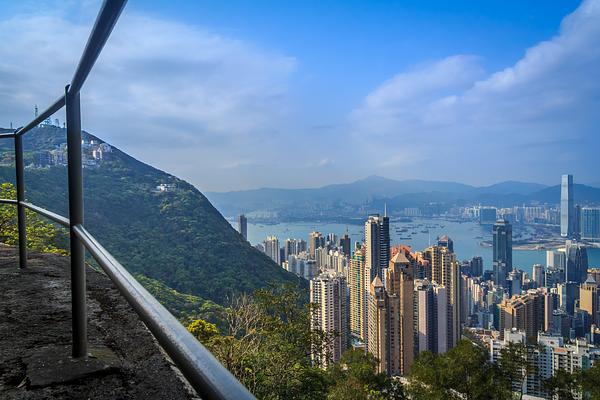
[[1, 0, 599, 191]]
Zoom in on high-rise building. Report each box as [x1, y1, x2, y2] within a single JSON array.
[[546, 250, 566, 271], [489, 332, 600, 399], [479, 207, 497, 224], [423, 245, 460, 350], [581, 207, 600, 241], [532, 264, 544, 288], [507, 269, 522, 297], [437, 235, 454, 253], [364, 214, 390, 282], [263, 235, 281, 265], [580, 276, 599, 329], [470, 256, 483, 277], [309, 231, 324, 258], [492, 220, 512, 286], [557, 281, 579, 316], [310, 272, 349, 368], [284, 238, 306, 262], [339, 232, 351, 256], [385, 252, 414, 375], [348, 247, 366, 340], [498, 290, 544, 342], [237, 214, 247, 240], [561, 174, 575, 238], [367, 276, 388, 374], [414, 280, 448, 354], [565, 241, 588, 284]]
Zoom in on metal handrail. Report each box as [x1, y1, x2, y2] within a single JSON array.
[[73, 225, 254, 400], [3, 0, 255, 398], [20, 202, 70, 227]]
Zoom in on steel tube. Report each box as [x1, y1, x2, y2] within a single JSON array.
[[0, 199, 18, 204], [20, 202, 70, 227], [72, 224, 255, 400], [14, 134, 27, 269], [0, 133, 15, 139], [15, 95, 65, 137], [69, 0, 127, 95], [65, 86, 87, 358]]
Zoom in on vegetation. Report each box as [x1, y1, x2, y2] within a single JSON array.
[[0, 126, 302, 305], [134, 274, 226, 329], [186, 284, 400, 400], [0, 182, 67, 254], [407, 340, 510, 400]]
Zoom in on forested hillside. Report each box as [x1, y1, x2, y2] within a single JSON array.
[[0, 126, 302, 304]]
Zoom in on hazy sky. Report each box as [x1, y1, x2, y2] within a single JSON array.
[[0, 0, 598, 192]]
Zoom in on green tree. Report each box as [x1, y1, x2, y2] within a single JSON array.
[[185, 284, 400, 400], [327, 349, 403, 400], [498, 342, 538, 400], [0, 182, 66, 254], [581, 362, 600, 399], [543, 369, 580, 400], [408, 340, 510, 400], [187, 319, 219, 343]]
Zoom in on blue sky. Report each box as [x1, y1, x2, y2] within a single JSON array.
[[0, 0, 598, 191]]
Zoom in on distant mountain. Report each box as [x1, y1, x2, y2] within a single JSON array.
[[474, 181, 548, 195], [0, 126, 301, 304], [206, 175, 477, 216], [527, 184, 600, 204], [207, 175, 562, 218]]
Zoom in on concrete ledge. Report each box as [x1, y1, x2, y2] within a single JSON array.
[[26, 345, 121, 388]]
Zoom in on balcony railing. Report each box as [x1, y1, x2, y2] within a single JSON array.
[[1, 1, 254, 399]]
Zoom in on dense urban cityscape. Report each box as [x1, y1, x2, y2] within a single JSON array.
[[240, 174, 600, 399]]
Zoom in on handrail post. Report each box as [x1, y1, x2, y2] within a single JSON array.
[[65, 85, 87, 358], [14, 134, 27, 269]]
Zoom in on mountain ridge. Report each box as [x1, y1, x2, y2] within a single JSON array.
[[206, 174, 600, 218]]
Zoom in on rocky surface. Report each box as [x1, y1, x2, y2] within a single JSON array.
[[0, 245, 197, 399]]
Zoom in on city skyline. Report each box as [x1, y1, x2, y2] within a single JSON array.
[[0, 1, 599, 191]]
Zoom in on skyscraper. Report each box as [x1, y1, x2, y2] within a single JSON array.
[[237, 214, 247, 240], [581, 207, 600, 241], [364, 214, 390, 282], [348, 247, 366, 340], [492, 220, 512, 286], [367, 276, 388, 374], [532, 264, 544, 288], [470, 256, 483, 277], [580, 276, 598, 329], [498, 290, 544, 342], [310, 272, 349, 368], [309, 231, 324, 258], [385, 252, 414, 375], [423, 245, 460, 350], [263, 235, 280, 265], [437, 235, 454, 253], [414, 279, 448, 354], [339, 232, 351, 256], [565, 240, 588, 284], [561, 174, 574, 238]]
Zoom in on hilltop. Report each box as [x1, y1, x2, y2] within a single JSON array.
[[0, 125, 302, 304]]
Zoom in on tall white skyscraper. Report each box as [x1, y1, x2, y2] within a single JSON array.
[[263, 235, 280, 265], [561, 174, 574, 238], [310, 272, 349, 368]]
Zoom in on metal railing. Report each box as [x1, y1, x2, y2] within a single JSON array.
[[3, 1, 254, 399]]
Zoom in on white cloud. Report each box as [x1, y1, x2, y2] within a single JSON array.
[[0, 2, 296, 190], [353, 0, 600, 184]]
